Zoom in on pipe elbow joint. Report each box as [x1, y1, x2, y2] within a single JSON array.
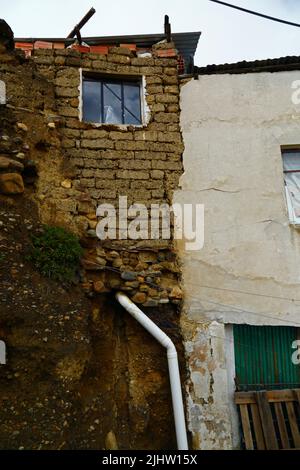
[[167, 343, 177, 359]]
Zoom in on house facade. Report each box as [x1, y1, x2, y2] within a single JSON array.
[[0, 20, 203, 449], [176, 59, 300, 449], [2, 14, 300, 449], [10, 31, 201, 307]]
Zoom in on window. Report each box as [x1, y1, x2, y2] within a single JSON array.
[[282, 150, 300, 226], [82, 76, 142, 125]]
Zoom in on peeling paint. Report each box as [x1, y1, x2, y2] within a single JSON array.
[[176, 71, 300, 449]]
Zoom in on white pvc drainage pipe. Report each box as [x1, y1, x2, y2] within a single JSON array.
[[115, 292, 188, 450]]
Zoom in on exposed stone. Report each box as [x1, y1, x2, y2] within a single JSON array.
[[105, 431, 118, 450], [125, 281, 139, 288], [16, 122, 28, 132], [61, 179, 72, 189], [95, 257, 107, 266], [86, 229, 97, 238], [107, 277, 121, 289], [132, 292, 147, 304], [55, 87, 79, 98], [0, 156, 24, 171], [56, 76, 79, 89], [107, 250, 119, 258], [95, 247, 106, 257], [143, 299, 159, 307], [0, 173, 24, 194], [112, 258, 122, 268], [88, 220, 97, 229], [169, 286, 183, 299], [92, 308, 100, 322], [53, 107, 74, 118], [121, 271, 137, 281], [93, 280, 107, 293], [138, 252, 157, 263], [139, 284, 148, 292], [16, 152, 26, 159]]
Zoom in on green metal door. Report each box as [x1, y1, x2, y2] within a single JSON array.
[[233, 325, 300, 391]]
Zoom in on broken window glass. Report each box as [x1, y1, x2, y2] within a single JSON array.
[[103, 82, 123, 124], [123, 83, 142, 125], [282, 150, 300, 221], [83, 76, 142, 125], [82, 79, 101, 123]]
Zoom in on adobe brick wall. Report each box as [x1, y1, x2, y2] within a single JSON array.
[[0, 37, 186, 449], [30, 42, 185, 306]]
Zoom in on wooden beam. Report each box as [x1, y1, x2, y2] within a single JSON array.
[[255, 392, 278, 450], [250, 403, 265, 450], [240, 404, 254, 450]]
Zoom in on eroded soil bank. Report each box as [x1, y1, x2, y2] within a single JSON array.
[[0, 196, 185, 450]]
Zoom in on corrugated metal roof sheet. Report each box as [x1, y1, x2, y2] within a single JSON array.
[[15, 31, 201, 65], [195, 55, 300, 75], [233, 325, 300, 392]]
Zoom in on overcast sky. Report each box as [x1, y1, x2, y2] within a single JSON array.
[[1, 0, 300, 65]]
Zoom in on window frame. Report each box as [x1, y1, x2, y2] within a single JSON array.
[[80, 71, 144, 127], [281, 148, 300, 227]]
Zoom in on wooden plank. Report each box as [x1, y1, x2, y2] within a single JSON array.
[[235, 389, 299, 404], [293, 389, 300, 407], [267, 390, 295, 403], [235, 392, 256, 404], [274, 402, 290, 449], [250, 403, 265, 450], [269, 396, 295, 403], [240, 404, 254, 450], [286, 402, 300, 448], [255, 391, 279, 450]]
